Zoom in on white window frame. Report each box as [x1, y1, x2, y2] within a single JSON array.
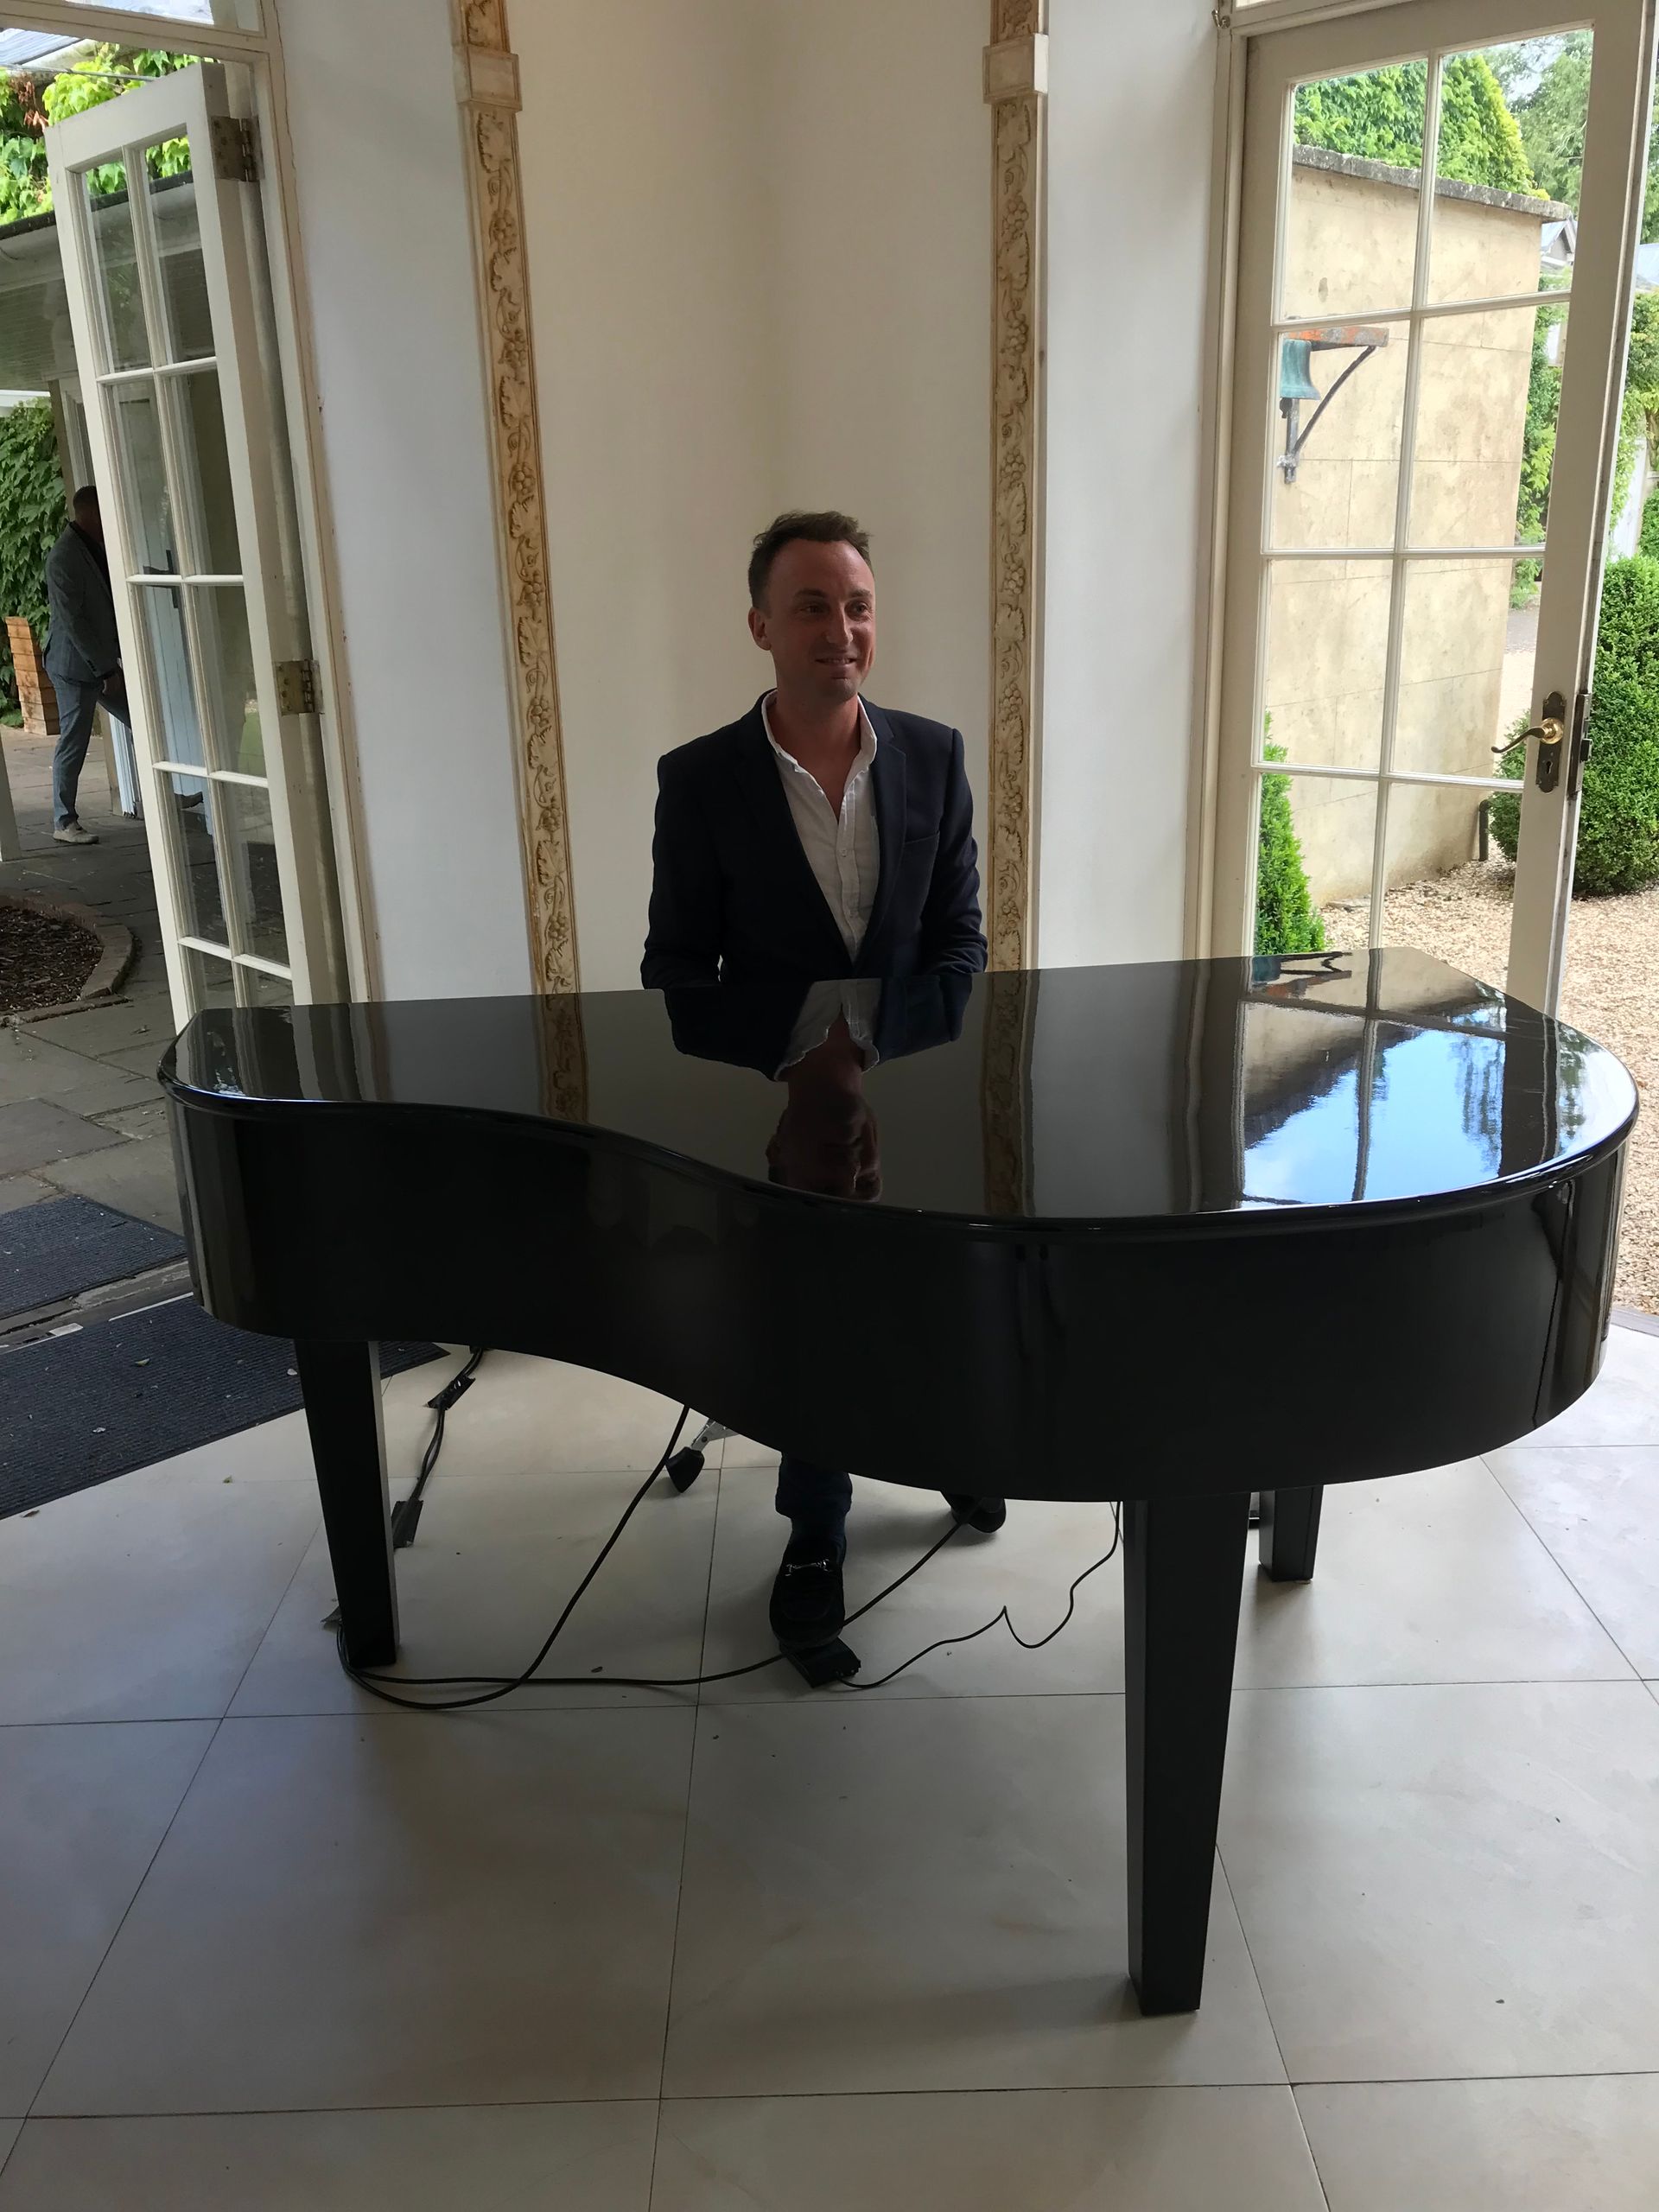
[[1190, 0, 1658, 1015], [8, 0, 376, 1003]]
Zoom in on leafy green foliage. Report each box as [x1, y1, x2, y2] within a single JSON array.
[[1, 47, 198, 222], [1640, 486, 1659, 562], [0, 398, 67, 716], [1256, 742, 1326, 956], [1490, 556, 1659, 894], [1294, 53, 1536, 194], [1492, 29, 1659, 238]]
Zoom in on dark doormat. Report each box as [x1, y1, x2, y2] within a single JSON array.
[[1, 1194, 184, 1320], [1, 1295, 440, 1518]]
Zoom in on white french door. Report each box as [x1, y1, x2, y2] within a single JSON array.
[[48, 60, 341, 1023], [1213, 0, 1655, 1011]]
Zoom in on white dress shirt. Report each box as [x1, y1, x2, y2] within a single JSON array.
[[762, 691, 880, 961]]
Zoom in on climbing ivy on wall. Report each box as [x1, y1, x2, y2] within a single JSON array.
[[0, 398, 67, 719]]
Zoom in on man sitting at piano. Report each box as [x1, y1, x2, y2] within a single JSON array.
[[642, 508, 1001, 1656]]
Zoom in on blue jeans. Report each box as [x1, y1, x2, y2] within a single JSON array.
[[49, 673, 130, 829], [776, 1455, 852, 1548]]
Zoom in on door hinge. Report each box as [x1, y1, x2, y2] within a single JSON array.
[[274, 658, 320, 715], [209, 115, 259, 184]]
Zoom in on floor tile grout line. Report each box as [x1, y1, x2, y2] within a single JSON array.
[[652, 1442, 726, 2132], [1286, 2082, 1336, 2209], [1212, 1842, 1297, 2102], [60, 1671, 1659, 1730], [20, 1712, 226, 2124], [1478, 1449, 1654, 1683], [218, 1499, 326, 1722], [20, 2070, 1659, 2122]]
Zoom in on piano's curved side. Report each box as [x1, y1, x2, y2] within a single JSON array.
[[166, 1090, 1630, 1502]]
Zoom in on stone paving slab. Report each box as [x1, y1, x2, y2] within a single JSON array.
[[0, 1100, 124, 1179], [37, 1136, 182, 1233]]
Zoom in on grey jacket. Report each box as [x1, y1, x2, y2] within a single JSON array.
[[44, 524, 121, 686]]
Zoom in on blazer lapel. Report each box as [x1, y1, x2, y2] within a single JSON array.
[[860, 705, 906, 972], [726, 703, 850, 973]]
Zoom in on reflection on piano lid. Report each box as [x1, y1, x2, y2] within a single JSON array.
[[164, 950, 1636, 1227]]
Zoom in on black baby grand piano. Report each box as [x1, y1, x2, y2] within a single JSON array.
[[163, 952, 1635, 2016]]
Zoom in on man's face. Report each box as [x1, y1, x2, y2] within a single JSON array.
[[748, 538, 875, 706], [78, 501, 103, 543]]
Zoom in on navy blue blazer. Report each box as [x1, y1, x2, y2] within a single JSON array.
[[642, 698, 988, 988]]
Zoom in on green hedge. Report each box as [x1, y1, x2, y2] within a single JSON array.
[[1641, 486, 1659, 562], [1491, 555, 1659, 895], [1256, 742, 1326, 954], [0, 399, 67, 718]]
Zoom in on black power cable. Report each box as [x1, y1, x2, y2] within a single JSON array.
[[336, 1358, 1121, 1708]]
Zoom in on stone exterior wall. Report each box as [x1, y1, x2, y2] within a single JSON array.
[[1266, 156, 1546, 903]]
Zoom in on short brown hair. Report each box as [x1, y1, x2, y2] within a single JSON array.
[[748, 510, 871, 608]]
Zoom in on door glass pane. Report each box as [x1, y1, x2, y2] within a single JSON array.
[[160, 771, 227, 945], [84, 162, 149, 372], [168, 371, 239, 573], [1262, 558, 1391, 771], [1255, 769, 1376, 956], [239, 963, 292, 1007], [109, 382, 176, 575], [191, 586, 262, 772], [148, 161, 215, 364], [182, 947, 237, 1010], [1411, 301, 1561, 548], [1270, 323, 1408, 550], [65, 0, 259, 19], [1427, 37, 1587, 304], [218, 780, 287, 964], [1379, 788, 1512, 991], [135, 582, 205, 766], [1395, 558, 1538, 782], [1283, 62, 1425, 319]]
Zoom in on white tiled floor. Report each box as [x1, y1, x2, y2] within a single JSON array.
[[3, 1332, 1659, 2204]]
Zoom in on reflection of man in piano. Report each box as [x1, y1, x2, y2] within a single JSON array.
[[645, 555, 1000, 1656]]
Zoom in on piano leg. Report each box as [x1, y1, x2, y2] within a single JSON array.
[[295, 1339, 399, 1669], [1122, 1490, 1249, 2015], [1257, 1485, 1324, 1582]]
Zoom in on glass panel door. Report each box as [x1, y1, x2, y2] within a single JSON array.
[[1216, 0, 1656, 1014], [47, 60, 339, 1022]]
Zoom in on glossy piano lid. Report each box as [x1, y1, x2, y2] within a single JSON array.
[[163, 951, 1637, 1225]]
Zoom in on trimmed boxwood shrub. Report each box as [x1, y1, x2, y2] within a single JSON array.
[[1491, 555, 1659, 895], [1256, 742, 1326, 954], [1640, 486, 1659, 562]]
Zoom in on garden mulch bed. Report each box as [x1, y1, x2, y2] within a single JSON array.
[[0, 899, 100, 1017], [1323, 860, 1659, 1314]]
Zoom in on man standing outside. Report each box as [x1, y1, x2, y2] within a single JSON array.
[[44, 486, 131, 848], [643, 509, 1002, 1657]]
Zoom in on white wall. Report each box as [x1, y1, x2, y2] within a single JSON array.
[[514, 0, 774, 995], [516, 0, 990, 991], [276, 0, 531, 1000], [1040, 0, 1216, 966], [762, 1, 992, 813]]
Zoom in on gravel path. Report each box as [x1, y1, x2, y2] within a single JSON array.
[[1324, 861, 1658, 1313]]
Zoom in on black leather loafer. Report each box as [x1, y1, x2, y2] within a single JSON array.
[[944, 1493, 1007, 1533], [769, 1540, 847, 1650]]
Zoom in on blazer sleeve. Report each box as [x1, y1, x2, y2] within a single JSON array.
[[917, 729, 988, 975], [641, 753, 724, 988], [48, 540, 120, 678]]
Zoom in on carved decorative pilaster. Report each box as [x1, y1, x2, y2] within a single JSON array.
[[453, 0, 580, 1000], [983, 0, 1048, 972]]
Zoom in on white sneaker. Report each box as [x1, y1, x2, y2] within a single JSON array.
[[53, 821, 99, 846]]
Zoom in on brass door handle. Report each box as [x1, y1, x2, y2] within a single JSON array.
[[1529, 691, 1567, 791]]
